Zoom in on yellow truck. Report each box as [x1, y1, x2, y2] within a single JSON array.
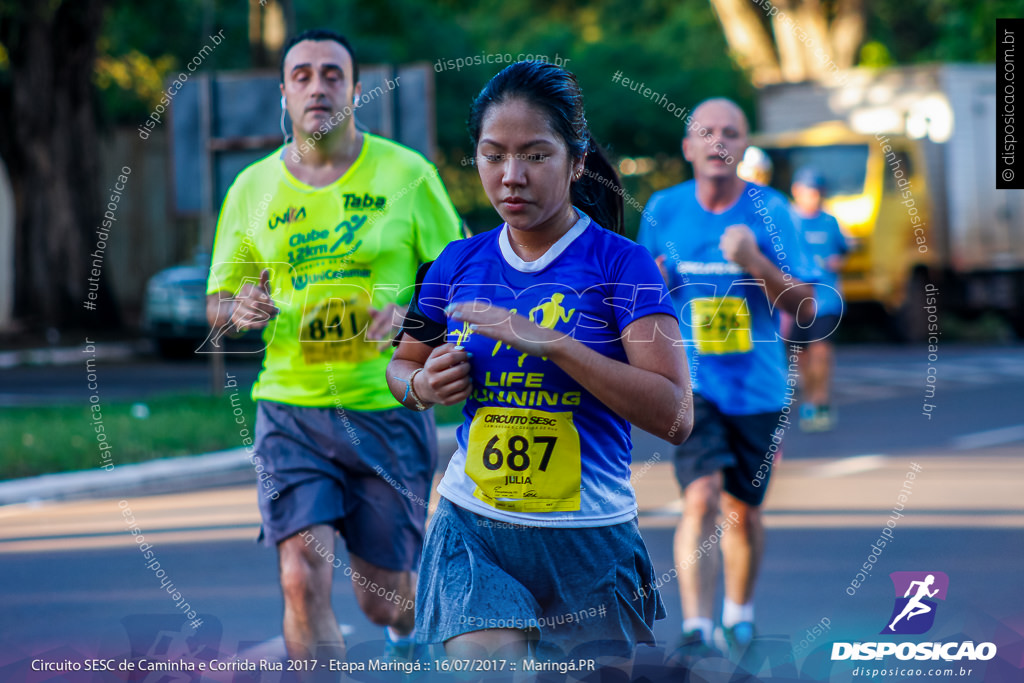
[[752, 64, 1024, 340]]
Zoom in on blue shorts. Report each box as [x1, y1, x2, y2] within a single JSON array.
[[253, 400, 437, 571], [415, 497, 666, 661]]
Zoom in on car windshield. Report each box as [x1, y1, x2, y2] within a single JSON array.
[[764, 144, 869, 198]]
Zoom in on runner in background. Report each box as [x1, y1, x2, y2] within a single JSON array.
[[739, 146, 795, 342], [388, 61, 692, 667], [638, 98, 819, 661], [789, 167, 848, 432], [205, 28, 462, 670], [737, 146, 773, 188]]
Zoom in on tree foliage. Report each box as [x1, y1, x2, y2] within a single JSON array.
[[864, 0, 1024, 64], [707, 0, 865, 85], [0, 0, 1007, 330]]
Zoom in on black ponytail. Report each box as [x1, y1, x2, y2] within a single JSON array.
[[468, 61, 625, 234], [573, 135, 624, 234]]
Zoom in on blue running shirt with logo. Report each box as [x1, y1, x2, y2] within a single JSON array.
[[416, 211, 676, 526], [795, 211, 848, 317], [638, 181, 819, 416]]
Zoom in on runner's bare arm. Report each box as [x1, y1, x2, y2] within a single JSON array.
[[388, 338, 472, 408], [654, 254, 671, 286], [367, 303, 409, 350], [206, 292, 237, 334], [720, 224, 815, 322], [447, 304, 691, 445], [205, 269, 280, 335]]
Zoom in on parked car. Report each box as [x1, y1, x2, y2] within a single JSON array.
[[143, 254, 262, 358]]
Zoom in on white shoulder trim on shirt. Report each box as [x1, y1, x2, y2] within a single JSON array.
[[675, 261, 744, 275], [498, 209, 591, 273]]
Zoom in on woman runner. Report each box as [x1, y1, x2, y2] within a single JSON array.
[[387, 61, 693, 664]]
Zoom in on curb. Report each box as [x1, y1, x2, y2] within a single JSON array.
[[0, 425, 461, 507], [0, 447, 252, 506]]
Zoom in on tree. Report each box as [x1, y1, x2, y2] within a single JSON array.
[[0, 0, 119, 330], [248, 0, 294, 69], [708, 0, 864, 85]]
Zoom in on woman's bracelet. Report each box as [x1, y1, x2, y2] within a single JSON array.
[[407, 367, 428, 410], [393, 367, 428, 411]]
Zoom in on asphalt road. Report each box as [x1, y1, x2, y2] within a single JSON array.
[[0, 353, 263, 406], [1, 343, 1023, 682], [4, 343, 1023, 455]]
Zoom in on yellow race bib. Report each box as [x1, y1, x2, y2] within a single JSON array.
[[691, 296, 753, 355], [299, 290, 377, 364], [465, 407, 581, 512]]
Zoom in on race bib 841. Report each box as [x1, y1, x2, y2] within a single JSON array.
[[299, 290, 377, 364]]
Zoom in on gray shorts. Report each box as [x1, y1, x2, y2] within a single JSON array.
[[253, 400, 438, 571], [415, 497, 666, 661]]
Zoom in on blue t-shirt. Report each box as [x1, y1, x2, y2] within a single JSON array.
[[638, 181, 819, 416], [416, 210, 676, 527], [795, 211, 848, 317]]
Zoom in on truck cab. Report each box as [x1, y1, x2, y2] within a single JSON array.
[[752, 122, 935, 338]]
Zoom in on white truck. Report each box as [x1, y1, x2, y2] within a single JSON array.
[[752, 64, 1023, 340]]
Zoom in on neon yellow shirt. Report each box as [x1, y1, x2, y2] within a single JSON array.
[[207, 134, 462, 409]]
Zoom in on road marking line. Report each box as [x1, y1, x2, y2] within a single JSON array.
[[811, 454, 887, 478], [0, 526, 258, 554], [952, 425, 1024, 450], [237, 624, 356, 663], [644, 499, 683, 517], [638, 513, 1024, 529]]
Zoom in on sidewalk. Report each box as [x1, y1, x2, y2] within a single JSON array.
[[625, 450, 1024, 529], [0, 425, 461, 506], [4, 452, 1021, 556], [0, 338, 464, 506]]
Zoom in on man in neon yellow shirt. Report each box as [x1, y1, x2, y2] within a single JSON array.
[[205, 29, 462, 664]]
